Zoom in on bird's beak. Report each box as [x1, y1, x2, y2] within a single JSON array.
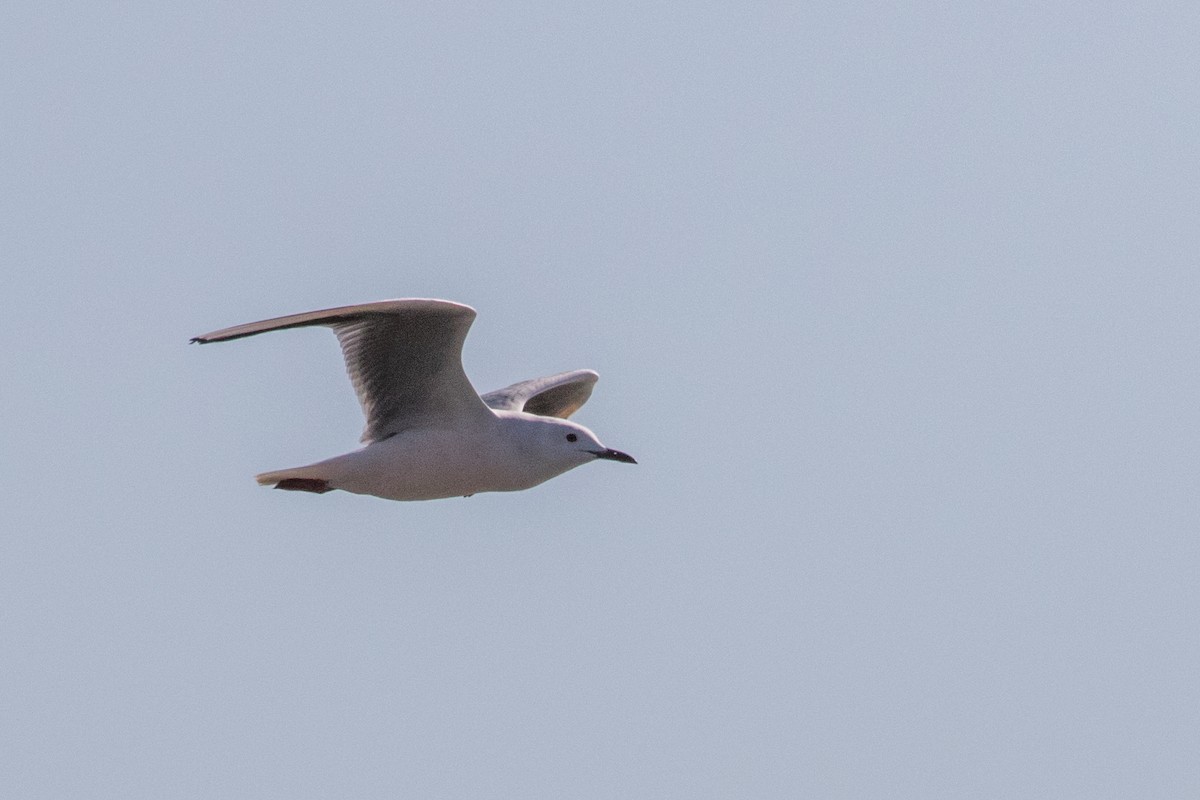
[[590, 448, 637, 464]]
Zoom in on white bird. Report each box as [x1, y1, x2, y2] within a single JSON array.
[[191, 299, 636, 501]]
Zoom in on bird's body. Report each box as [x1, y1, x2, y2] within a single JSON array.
[[192, 299, 635, 501], [256, 411, 604, 501]]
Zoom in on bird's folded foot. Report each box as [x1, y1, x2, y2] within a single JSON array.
[[273, 478, 332, 494]]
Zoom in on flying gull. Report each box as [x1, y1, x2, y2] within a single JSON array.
[[191, 299, 636, 501]]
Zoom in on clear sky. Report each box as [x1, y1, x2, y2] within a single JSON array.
[[3, 2, 1198, 797]]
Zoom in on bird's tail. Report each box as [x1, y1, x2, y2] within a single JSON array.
[[256, 467, 333, 494]]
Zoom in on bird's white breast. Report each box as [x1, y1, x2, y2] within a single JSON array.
[[324, 418, 564, 501]]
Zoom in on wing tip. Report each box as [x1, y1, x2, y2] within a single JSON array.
[[188, 297, 476, 347]]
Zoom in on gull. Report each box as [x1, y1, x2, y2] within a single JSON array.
[[191, 299, 636, 501]]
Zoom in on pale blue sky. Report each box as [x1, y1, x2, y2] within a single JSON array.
[[3, 2, 1198, 797]]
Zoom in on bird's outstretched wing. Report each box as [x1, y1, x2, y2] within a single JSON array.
[[482, 369, 599, 419], [192, 299, 491, 442]]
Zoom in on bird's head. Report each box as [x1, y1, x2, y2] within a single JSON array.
[[505, 413, 637, 483]]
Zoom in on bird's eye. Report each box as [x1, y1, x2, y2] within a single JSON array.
[[566, 433, 578, 442]]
